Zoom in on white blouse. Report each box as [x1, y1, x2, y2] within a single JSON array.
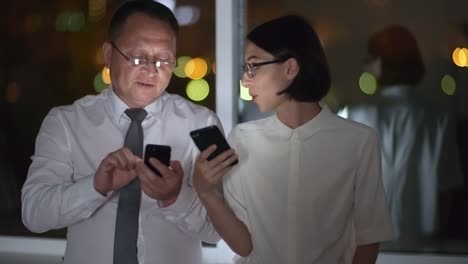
[[224, 105, 393, 264]]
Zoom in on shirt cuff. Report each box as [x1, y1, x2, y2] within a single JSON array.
[[154, 183, 196, 221], [66, 175, 109, 217]]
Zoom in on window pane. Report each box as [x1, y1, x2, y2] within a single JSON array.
[[1, 0, 215, 238], [240, 0, 468, 255]]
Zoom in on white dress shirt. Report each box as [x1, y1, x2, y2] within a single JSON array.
[[21, 87, 221, 264], [223, 105, 393, 264], [338, 85, 463, 239]]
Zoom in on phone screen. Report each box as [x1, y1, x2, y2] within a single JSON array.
[[144, 144, 171, 176], [190, 125, 238, 165]]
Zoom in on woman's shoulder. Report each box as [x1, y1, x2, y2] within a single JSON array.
[[230, 115, 274, 136]]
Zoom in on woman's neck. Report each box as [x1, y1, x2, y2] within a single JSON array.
[[276, 100, 322, 129]]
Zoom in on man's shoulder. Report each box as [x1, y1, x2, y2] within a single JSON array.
[[48, 92, 106, 118], [164, 93, 216, 118]]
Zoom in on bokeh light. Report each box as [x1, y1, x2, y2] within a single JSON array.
[[359, 72, 377, 95], [452, 47, 468, 67], [55, 12, 86, 32], [68, 12, 86, 32], [186, 79, 210, 101], [88, 0, 107, 23], [441, 74, 456, 96], [25, 14, 42, 33], [239, 80, 252, 101], [185, 57, 208, 80], [95, 48, 105, 65], [174, 6, 200, 26], [101, 67, 111, 84], [6, 82, 22, 103], [94, 72, 107, 92], [173, 56, 192, 78]]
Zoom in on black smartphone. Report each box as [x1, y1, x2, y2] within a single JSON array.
[[189, 125, 238, 165], [144, 144, 171, 176]]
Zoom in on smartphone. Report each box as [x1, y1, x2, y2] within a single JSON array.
[[189, 125, 238, 165], [144, 144, 171, 176]]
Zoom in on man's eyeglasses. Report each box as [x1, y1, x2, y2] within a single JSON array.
[[242, 57, 290, 78], [110, 42, 178, 70]]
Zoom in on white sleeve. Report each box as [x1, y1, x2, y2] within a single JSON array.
[[149, 112, 222, 244], [222, 127, 249, 230], [353, 129, 393, 245], [21, 109, 107, 233]]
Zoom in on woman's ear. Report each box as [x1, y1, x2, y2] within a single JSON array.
[[285, 58, 299, 80], [102, 41, 112, 67]]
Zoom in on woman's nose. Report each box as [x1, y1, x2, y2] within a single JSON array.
[[241, 73, 252, 88]]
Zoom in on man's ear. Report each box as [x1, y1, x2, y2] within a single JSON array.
[[102, 41, 112, 67], [285, 58, 299, 80]]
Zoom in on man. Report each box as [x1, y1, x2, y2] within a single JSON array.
[[21, 1, 220, 263]]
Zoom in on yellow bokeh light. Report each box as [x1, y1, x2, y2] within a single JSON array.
[[239, 80, 252, 101], [359, 72, 377, 95], [452, 47, 468, 67], [441, 74, 456, 96], [186, 79, 210, 101], [95, 48, 104, 65], [101, 67, 111, 84], [185, 57, 208, 80], [6, 82, 22, 103], [173, 56, 192, 78], [463, 48, 468, 67]]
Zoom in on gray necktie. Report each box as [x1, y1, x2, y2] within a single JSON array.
[[113, 108, 148, 264]]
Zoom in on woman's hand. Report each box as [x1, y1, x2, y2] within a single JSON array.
[[193, 145, 238, 200]]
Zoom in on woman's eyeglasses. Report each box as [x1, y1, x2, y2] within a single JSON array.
[[242, 57, 290, 78]]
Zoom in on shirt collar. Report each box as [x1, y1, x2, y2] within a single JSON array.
[[271, 102, 335, 140], [380, 84, 412, 98], [105, 86, 166, 124]]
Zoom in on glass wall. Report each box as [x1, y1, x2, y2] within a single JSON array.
[[240, 0, 468, 255], [1, 0, 216, 238], [1, 0, 467, 258]]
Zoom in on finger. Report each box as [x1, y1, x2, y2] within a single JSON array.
[[169, 160, 184, 178], [136, 161, 164, 186], [112, 148, 132, 169], [198, 145, 217, 161], [149, 158, 172, 178], [210, 148, 235, 166], [121, 148, 139, 169], [208, 153, 238, 177]]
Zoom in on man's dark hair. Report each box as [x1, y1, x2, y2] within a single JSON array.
[[367, 25, 425, 86], [108, 0, 179, 42], [247, 15, 331, 102]]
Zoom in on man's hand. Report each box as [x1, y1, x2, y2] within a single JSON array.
[[94, 147, 140, 195], [137, 159, 184, 207]]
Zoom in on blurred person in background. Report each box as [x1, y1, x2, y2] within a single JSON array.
[[338, 25, 463, 241]]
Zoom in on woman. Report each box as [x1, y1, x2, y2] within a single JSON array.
[[194, 15, 393, 264]]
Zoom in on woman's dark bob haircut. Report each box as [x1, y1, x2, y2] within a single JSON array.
[[247, 15, 331, 102], [367, 25, 425, 86], [108, 0, 179, 42]]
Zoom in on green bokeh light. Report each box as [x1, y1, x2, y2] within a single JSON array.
[[174, 56, 192, 78], [94, 72, 107, 93], [186, 79, 209, 101], [359, 72, 377, 95], [441, 74, 456, 96], [68, 12, 86, 32]]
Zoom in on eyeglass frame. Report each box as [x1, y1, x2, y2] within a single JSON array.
[[110, 41, 178, 70], [242, 57, 291, 78]]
